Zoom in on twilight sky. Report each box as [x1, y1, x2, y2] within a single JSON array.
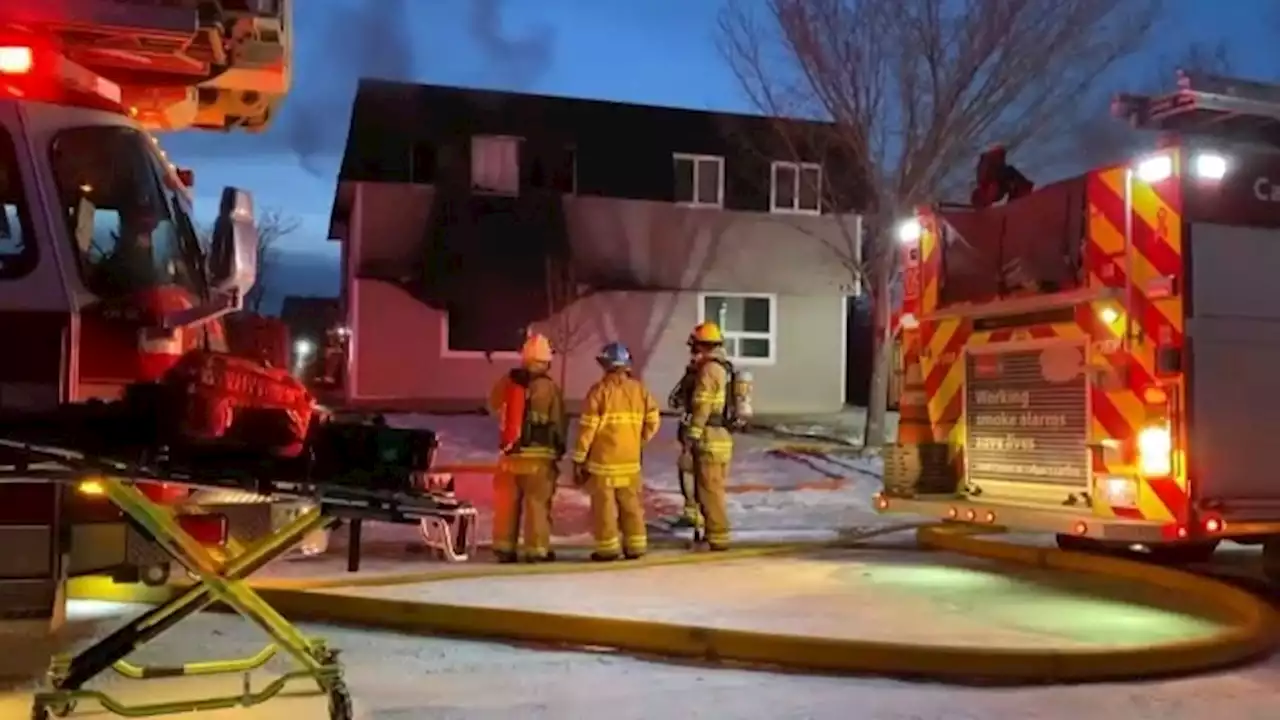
[[161, 0, 1278, 311]]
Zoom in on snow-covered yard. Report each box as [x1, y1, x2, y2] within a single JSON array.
[[380, 413, 887, 545]]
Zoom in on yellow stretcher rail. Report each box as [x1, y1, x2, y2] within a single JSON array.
[[32, 474, 354, 720]]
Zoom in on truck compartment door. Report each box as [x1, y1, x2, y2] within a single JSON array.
[[963, 343, 1090, 501]]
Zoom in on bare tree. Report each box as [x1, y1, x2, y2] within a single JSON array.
[[719, 0, 1162, 447], [542, 255, 593, 387], [244, 209, 301, 314]]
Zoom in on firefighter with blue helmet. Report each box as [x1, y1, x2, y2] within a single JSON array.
[[571, 341, 661, 561]]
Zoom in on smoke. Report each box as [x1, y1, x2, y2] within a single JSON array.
[[284, 0, 555, 176], [468, 0, 555, 90], [286, 0, 416, 176]]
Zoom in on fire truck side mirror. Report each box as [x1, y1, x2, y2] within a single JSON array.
[[208, 186, 258, 303]]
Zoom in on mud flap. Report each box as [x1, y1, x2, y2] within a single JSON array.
[[0, 483, 64, 622]]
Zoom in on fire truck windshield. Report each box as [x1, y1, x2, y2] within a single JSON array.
[[48, 126, 205, 300], [0, 126, 37, 279]]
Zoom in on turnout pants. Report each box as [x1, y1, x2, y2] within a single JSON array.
[[492, 459, 557, 559], [693, 455, 730, 549], [589, 475, 647, 558]]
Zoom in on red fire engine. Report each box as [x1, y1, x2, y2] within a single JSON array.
[[878, 71, 1280, 580], [0, 2, 322, 616]]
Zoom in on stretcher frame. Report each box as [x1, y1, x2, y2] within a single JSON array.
[[29, 474, 352, 720], [0, 438, 478, 720]]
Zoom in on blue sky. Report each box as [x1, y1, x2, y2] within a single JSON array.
[[162, 0, 1277, 311]]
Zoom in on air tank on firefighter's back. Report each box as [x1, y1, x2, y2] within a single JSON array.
[[733, 370, 754, 428]]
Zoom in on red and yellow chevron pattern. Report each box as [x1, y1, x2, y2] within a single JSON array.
[[904, 148, 1189, 528]]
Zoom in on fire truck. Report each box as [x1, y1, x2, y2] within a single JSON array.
[[0, 1, 322, 616], [877, 71, 1280, 579]]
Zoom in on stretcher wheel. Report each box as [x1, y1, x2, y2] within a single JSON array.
[[328, 682, 353, 720], [141, 563, 171, 587]]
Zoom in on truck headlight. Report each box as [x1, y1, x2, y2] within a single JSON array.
[[1137, 424, 1172, 477]]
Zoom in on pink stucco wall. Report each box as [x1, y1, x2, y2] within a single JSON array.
[[341, 182, 849, 414]]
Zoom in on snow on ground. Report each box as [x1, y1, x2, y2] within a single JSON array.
[[377, 413, 889, 546], [4, 599, 1277, 720]]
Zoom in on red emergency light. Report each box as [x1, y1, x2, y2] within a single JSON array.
[[0, 46, 34, 75], [0, 41, 123, 109]]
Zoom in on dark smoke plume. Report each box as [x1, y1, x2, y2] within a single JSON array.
[[285, 0, 416, 176], [469, 0, 555, 90]]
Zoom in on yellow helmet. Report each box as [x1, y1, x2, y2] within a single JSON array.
[[520, 333, 554, 364], [689, 322, 723, 346]]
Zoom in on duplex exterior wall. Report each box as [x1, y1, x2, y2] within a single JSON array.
[[343, 182, 851, 414]]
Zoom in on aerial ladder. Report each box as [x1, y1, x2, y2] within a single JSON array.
[[0, 5, 475, 719]]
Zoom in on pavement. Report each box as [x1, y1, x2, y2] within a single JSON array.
[[1, 538, 1245, 719]]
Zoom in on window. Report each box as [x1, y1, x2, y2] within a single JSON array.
[[674, 154, 724, 207], [0, 127, 37, 279], [471, 135, 521, 195], [528, 145, 576, 194], [442, 309, 524, 358], [410, 142, 437, 184], [699, 293, 777, 364], [49, 127, 205, 299], [771, 161, 822, 214]]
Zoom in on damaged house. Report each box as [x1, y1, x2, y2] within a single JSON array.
[[326, 81, 866, 414]]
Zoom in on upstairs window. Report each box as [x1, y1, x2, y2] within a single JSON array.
[[771, 161, 822, 214], [674, 154, 724, 207], [471, 135, 520, 195]]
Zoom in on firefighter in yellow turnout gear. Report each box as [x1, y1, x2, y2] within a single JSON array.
[[488, 334, 567, 563], [683, 322, 734, 551], [572, 342, 661, 561]]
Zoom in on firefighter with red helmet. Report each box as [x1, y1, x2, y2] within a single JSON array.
[[487, 333, 566, 563], [571, 342, 661, 561], [681, 322, 734, 551]]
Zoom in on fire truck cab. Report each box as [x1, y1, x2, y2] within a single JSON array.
[[877, 72, 1280, 579], [0, 2, 306, 617]]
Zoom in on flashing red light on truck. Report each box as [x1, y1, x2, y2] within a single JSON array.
[[0, 46, 34, 75]]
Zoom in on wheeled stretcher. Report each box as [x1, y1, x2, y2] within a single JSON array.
[[0, 405, 477, 720]]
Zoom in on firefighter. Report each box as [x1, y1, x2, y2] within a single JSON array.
[[487, 333, 567, 564], [667, 357, 705, 537], [572, 342, 661, 561], [683, 322, 734, 551]]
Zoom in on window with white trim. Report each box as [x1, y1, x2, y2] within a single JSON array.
[[471, 135, 520, 195], [771, 161, 822, 214], [699, 293, 776, 364], [673, 154, 724, 207]]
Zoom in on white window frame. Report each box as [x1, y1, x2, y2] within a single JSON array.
[[673, 153, 725, 208], [471, 135, 521, 196], [770, 160, 822, 215], [697, 292, 778, 366], [440, 314, 523, 360]]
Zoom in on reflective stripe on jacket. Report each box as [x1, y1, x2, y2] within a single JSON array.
[[685, 350, 733, 462], [488, 371, 567, 470], [571, 371, 661, 477]]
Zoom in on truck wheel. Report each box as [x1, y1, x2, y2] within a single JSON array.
[[1145, 540, 1219, 565], [1055, 534, 1106, 553], [140, 563, 171, 587], [1262, 538, 1280, 584]]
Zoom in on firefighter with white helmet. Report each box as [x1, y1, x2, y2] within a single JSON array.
[[487, 333, 566, 563], [571, 342, 661, 561], [681, 322, 735, 551]]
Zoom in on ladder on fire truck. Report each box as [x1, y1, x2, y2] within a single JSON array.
[[3, 0, 290, 131], [1114, 70, 1280, 142]]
